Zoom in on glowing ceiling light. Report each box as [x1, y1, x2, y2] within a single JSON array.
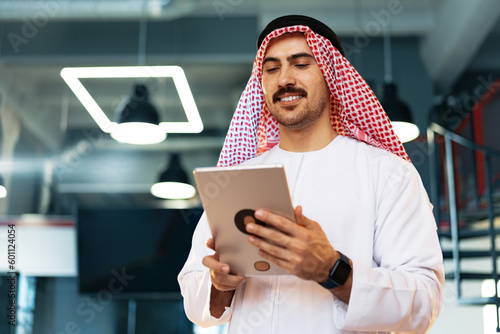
[[111, 83, 166, 145], [151, 182, 196, 200], [151, 153, 196, 200], [380, 83, 420, 143], [391, 121, 420, 143], [0, 175, 6, 198], [0, 185, 6, 198], [111, 122, 166, 145], [60, 66, 204, 137]]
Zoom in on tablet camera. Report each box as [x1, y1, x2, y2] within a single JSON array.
[[254, 261, 270, 271]]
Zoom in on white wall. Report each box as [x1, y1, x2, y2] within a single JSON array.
[[0, 215, 77, 276]]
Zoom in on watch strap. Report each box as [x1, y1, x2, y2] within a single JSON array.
[[318, 251, 351, 290]]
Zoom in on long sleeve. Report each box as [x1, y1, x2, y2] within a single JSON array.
[[334, 161, 444, 332], [177, 136, 445, 333], [177, 213, 234, 327]]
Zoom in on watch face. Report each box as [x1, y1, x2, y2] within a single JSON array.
[[330, 252, 352, 285], [331, 256, 351, 285], [319, 253, 352, 289]]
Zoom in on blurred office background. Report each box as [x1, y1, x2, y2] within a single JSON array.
[[0, 0, 499, 333]]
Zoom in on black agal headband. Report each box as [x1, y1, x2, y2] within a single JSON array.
[[257, 15, 345, 57]]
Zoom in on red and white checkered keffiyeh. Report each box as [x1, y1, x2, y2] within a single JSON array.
[[217, 25, 409, 167]]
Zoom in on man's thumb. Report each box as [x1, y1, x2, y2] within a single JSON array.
[[294, 205, 315, 229], [295, 206, 305, 225]]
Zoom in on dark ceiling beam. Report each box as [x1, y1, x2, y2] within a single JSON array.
[[259, 1, 434, 37], [0, 17, 257, 59]]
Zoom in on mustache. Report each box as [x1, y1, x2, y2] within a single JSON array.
[[272, 87, 307, 103]]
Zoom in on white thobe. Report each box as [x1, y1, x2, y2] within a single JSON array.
[[178, 135, 444, 334]]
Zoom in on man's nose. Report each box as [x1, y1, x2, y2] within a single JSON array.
[[278, 66, 296, 87]]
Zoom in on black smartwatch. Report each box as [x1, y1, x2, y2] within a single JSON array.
[[318, 251, 352, 289]]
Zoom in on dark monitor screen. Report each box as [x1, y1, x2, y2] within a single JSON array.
[[77, 207, 202, 297]]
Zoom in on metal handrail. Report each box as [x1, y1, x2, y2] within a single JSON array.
[[428, 121, 500, 332], [430, 122, 500, 158]]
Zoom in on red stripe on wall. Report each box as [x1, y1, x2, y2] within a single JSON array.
[[473, 79, 500, 196], [0, 220, 74, 227]]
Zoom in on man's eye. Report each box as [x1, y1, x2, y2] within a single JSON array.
[[265, 68, 278, 73], [296, 64, 309, 68]]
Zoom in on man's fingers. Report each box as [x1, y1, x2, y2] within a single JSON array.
[[211, 274, 246, 291], [247, 223, 292, 248], [254, 208, 320, 235], [202, 255, 243, 280], [203, 254, 246, 291], [254, 209, 300, 236], [202, 254, 228, 273], [204, 232, 246, 292], [249, 234, 292, 259], [212, 283, 237, 292], [206, 238, 216, 251], [212, 276, 245, 291]]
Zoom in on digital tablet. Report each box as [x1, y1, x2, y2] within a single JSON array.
[[193, 164, 296, 276]]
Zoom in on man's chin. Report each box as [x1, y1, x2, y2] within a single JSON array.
[[280, 104, 299, 111], [273, 115, 307, 129], [269, 103, 300, 113]]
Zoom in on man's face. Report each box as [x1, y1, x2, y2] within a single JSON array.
[[261, 32, 331, 130]]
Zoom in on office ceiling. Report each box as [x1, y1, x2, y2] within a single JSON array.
[[0, 0, 499, 214]]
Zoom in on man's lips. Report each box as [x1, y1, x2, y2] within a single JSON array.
[[278, 95, 303, 102], [272, 88, 307, 103], [276, 94, 304, 106]]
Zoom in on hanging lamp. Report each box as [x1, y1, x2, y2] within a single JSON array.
[[379, 15, 419, 143], [111, 83, 166, 145], [0, 175, 7, 198], [110, 0, 165, 145], [151, 153, 196, 200]]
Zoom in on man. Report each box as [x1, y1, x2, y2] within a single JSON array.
[[178, 15, 444, 333]]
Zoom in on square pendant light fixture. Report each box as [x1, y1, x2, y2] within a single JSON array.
[[60, 66, 204, 142]]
